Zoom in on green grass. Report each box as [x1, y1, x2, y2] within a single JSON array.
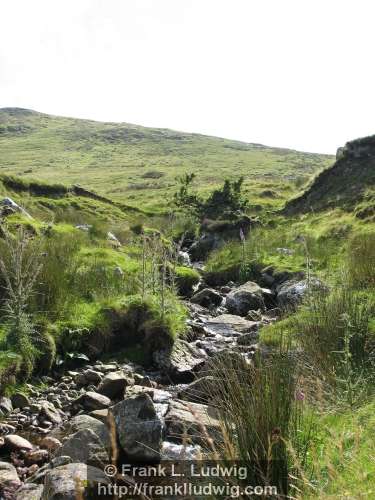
[[0, 108, 333, 213], [305, 401, 375, 498]]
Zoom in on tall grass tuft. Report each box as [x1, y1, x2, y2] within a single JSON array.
[[208, 349, 315, 495]]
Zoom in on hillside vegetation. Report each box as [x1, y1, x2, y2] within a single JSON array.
[[0, 112, 374, 499], [0, 107, 333, 212], [285, 135, 375, 219]]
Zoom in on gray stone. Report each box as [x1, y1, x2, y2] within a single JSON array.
[[165, 400, 221, 445], [16, 483, 44, 500], [153, 339, 206, 383], [277, 278, 326, 308], [111, 393, 163, 462], [40, 402, 62, 425], [97, 371, 129, 399], [204, 314, 258, 336], [178, 376, 216, 404], [11, 392, 30, 409], [57, 429, 109, 469], [4, 434, 33, 452], [190, 288, 222, 308], [0, 461, 21, 491], [225, 281, 264, 316], [42, 463, 111, 499], [75, 391, 111, 411], [67, 415, 111, 451]]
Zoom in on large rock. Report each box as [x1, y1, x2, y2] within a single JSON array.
[[43, 463, 112, 500], [277, 278, 325, 308], [97, 371, 129, 399], [153, 339, 206, 383], [56, 429, 109, 469], [66, 415, 110, 451], [178, 376, 216, 404], [190, 288, 222, 308], [75, 391, 111, 411], [111, 393, 163, 462], [0, 461, 21, 492], [16, 484, 44, 499], [225, 281, 264, 316], [40, 402, 62, 425], [4, 434, 33, 452], [204, 314, 258, 336], [165, 400, 221, 445], [11, 392, 30, 409]]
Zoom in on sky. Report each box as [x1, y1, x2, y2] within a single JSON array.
[[0, 0, 374, 154]]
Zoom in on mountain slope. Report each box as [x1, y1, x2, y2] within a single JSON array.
[[284, 135, 375, 219], [0, 108, 333, 211]]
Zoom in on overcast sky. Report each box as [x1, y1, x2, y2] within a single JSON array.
[[0, 0, 374, 153]]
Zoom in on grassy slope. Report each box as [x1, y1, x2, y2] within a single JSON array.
[[0, 108, 333, 212], [284, 135, 375, 218]]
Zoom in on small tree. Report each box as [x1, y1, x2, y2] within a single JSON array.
[[174, 174, 248, 220]]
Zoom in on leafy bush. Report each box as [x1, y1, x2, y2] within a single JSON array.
[[174, 174, 248, 220]]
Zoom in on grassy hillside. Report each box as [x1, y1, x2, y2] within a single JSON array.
[[0, 107, 333, 212], [284, 135, 375, 219]]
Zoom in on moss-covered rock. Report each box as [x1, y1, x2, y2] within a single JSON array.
[[175, 266, 200, 296]]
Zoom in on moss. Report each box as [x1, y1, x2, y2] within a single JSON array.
[[174, 266, 200, 296]]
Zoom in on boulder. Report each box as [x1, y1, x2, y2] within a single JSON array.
[[75, 391, 111, 411], [24, 449, 49, 466], [97, 371, 129, 399], [190, 288, 223, 308], [225, 281, 264, 316], [178, 376, 216, 404], [11, 392, 30, 409], [153, 339, 206, 383], [0, 462, 21, 490], [4, 434, 33, 452], [165, 400, 221, 445], [40, 402, 62, 425], [66, 415, 110, 451], [16, 484, 44, 500], [56, 429, 109, 469], [43, 463, 112, 500], [277, 278, 326, 308], [204, 314, 258, 336], [39, 437, 62, 453], [111, 393, 163, 462]]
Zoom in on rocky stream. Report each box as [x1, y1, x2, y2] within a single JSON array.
[[0, 253, 310, 499]]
